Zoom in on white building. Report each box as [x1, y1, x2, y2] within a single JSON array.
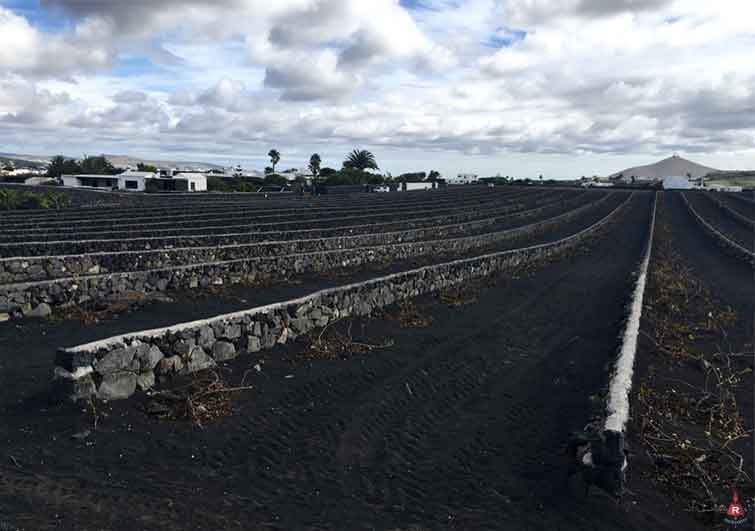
[[662, 176, 694, 190], [62, 174, 121, 190], [708, 185, 743, 193], [403, 182, 434, 191], [62, 171, 207, 192], [448, 173, 479, 184], [171, 172, 208, 192]]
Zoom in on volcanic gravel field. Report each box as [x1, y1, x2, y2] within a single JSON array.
[[0, 186, 751, 531]]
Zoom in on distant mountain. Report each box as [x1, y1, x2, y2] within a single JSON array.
[[0, 152, 51, 167], [0, 152, 225, 170], [608, 155, 721, 180], [102, 154, 224, 170]]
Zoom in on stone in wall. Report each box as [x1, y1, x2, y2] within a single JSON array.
[[183, 346, 216, 373], [212, 341, 237, 361], [98, 371, 138, 400]]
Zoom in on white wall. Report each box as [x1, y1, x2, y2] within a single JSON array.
[[405, 182, 433, 191], [118, 176, 146, 191], [62, 176, 80, 187], [183, 175, 207, 192]]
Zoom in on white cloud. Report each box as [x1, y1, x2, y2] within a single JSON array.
[[0, 7, 111, 78], [0, 0, 753, 177]]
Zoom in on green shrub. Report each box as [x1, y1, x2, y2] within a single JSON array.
[[0, 189, 71, 210]]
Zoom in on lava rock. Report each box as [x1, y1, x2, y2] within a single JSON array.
[[27, 303, 52, 318], [156, 355, 184, 375], [197, 326, 215, 349], [94, 347, 136, 375], [184, 346, 216, 373], [222, 323, 242, 340], [137, 345, 164, 371], [97, 371, 138, 400], [212, 341, 237, 362], [247, 336, 261, 353], [137, 370, 156, 391]]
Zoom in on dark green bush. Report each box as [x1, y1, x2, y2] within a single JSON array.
[[0, 189, 71, 210]]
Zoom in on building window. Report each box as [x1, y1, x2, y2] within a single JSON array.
[[190, 182, 196, 191], [125, 180, 139, 190]]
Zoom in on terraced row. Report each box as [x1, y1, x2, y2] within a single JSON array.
[[0, 189, 553, 243], [0, 192, 582, 257], [0, 192, 605, 284], [0, 187, 525, 230], [713, 191, 755, 223], [682, 191, 754, 253], [0, 191, 623, 316], [0, 189, 577, 255]]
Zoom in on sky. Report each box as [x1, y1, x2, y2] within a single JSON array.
[[0, 0, 754, 178]]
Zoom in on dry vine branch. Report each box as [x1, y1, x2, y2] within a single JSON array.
[[633, 211, 754, 524], [146, 370, 253, 427]]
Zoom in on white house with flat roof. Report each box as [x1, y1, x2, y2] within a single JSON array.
[[661, 176, 694, 190], [62, 174, 122, 190], [171, 172, 208, 192], [62, 170, 207, 192], [447, 173, 479, 184]]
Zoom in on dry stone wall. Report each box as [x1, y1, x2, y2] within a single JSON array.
[[0, 191, 589, 282], [0, 193, 615, 318], [680, 192, 754, 264], [0, 190, 538, 245], [52, 192, 634, 402], [0, 190, 566, 256], [707, 193, 754, 228]]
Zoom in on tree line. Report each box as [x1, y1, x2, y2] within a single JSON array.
[[46, 155, 119, 178], [44, 149, 444, 189]]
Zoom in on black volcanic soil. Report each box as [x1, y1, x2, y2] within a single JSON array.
[[684, 191, 754, 251], [0, 191, 619, 411], [628, 191, 754, 531], [0, 193, 661, 530], [719, 192, 755, 221]]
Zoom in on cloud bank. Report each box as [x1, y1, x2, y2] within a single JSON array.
[[0, 0, 753, 176]]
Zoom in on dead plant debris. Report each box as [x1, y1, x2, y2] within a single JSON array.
[[385, 301, 434, 328], [634, 207, 754, 525], [302, 319, 394, 361], [144, 370, 253, 428]]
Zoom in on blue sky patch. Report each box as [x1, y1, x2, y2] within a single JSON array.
[[485, 28, 526, 48]]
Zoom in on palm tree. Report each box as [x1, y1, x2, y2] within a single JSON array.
[[268, 149, 280, 173], [47, 155, 66, 178], [309, 153, 321, 178], [343, 149, 378, 171]]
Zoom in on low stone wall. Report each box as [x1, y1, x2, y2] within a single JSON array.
[[680, 192, 754, 264], [0, 191, 590, 281], [707, 193, 754, 228], [0, 192, 536, 245], [53, 192, 634, 402], [2, 189, 507, 233], [579, 191, 658, 496], [2, 186, 512, 226], [0, 193, 619, 317], [0, 191, 567, 257]]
